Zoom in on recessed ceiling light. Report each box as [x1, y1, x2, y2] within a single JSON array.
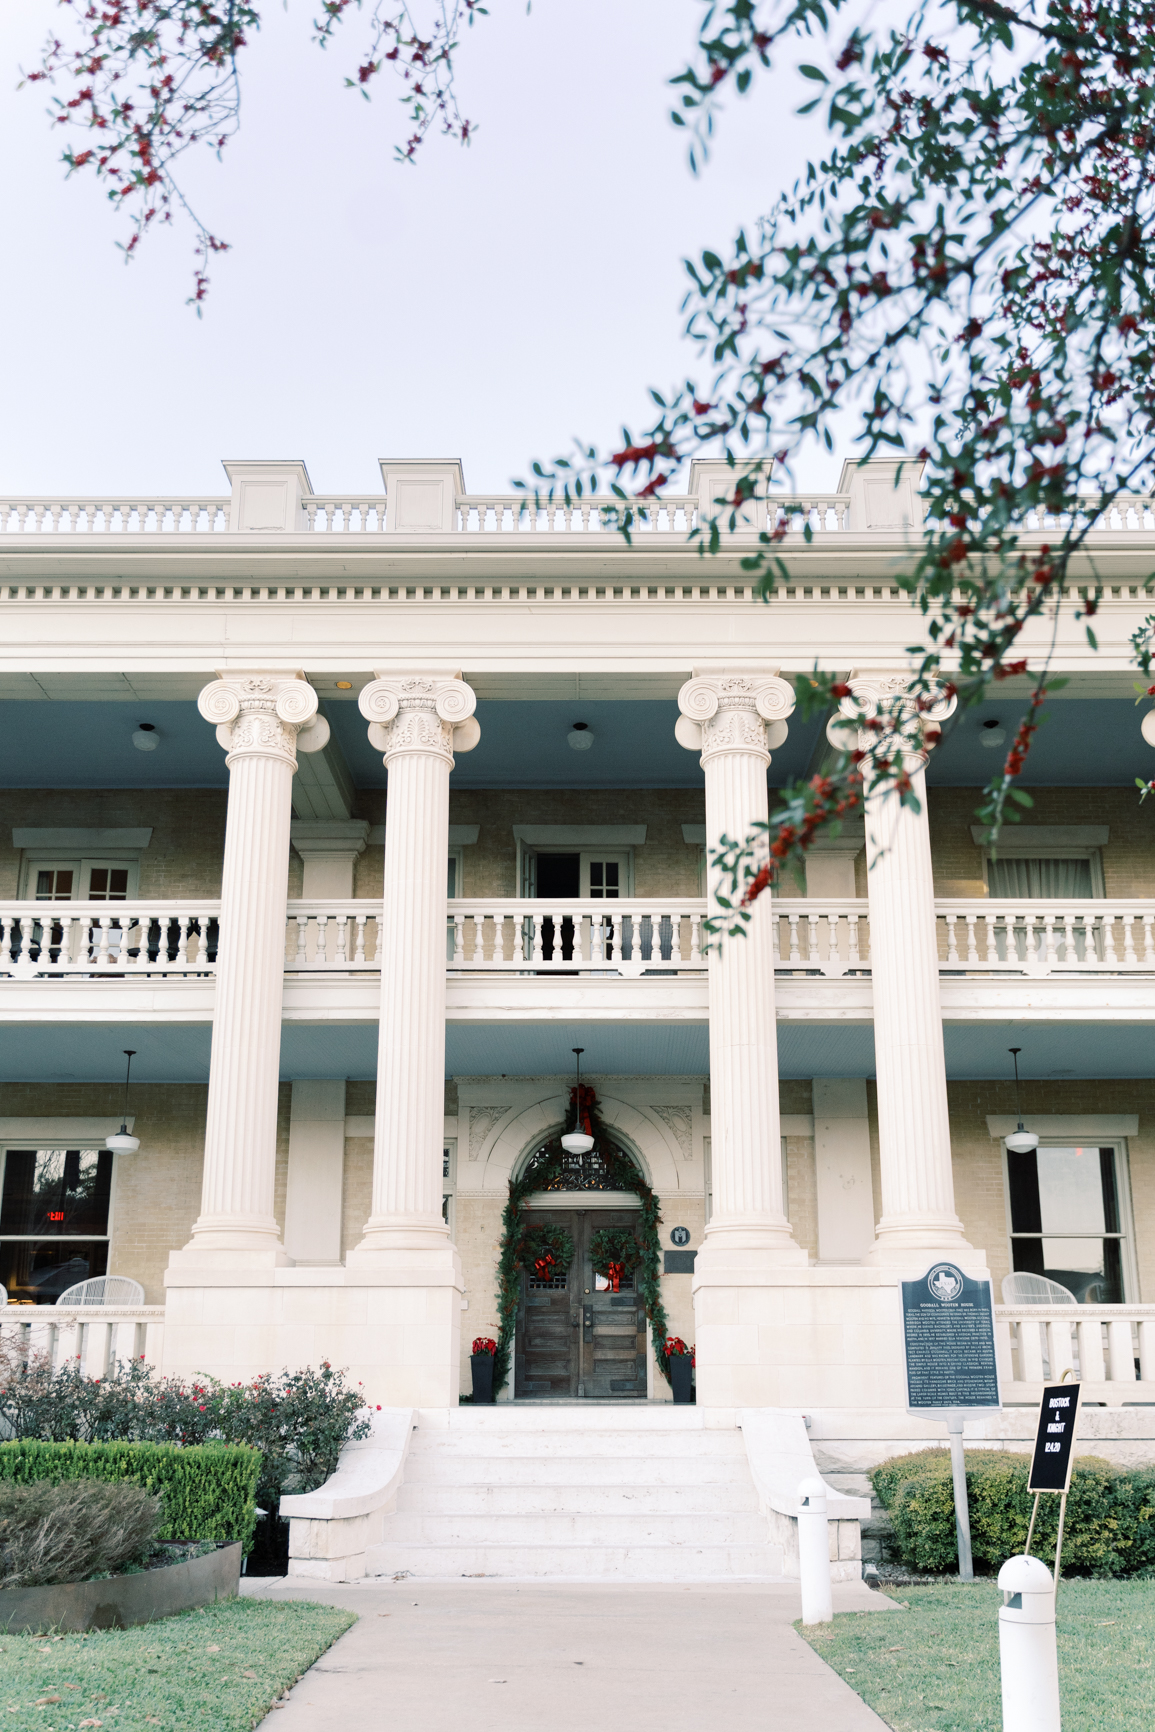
[[568, 722, 594, 751], [336, 681, 353, 690], [132, 723, 159, 752], [980, 719, 1006, 748]]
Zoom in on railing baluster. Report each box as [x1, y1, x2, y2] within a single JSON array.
[[944, 912, 959, 965]]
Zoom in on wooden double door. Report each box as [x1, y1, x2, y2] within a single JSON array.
[[514, 1207, 647, 1399]]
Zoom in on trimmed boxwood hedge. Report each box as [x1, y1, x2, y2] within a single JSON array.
[[872, 1447, 1155, 1576], [0, 1438, 260, 1554]]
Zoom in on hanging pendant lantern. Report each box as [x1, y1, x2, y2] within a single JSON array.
[[560, 1047, 596, 1155], [106, 1049, 141, 1152], [1004, 1047, 1039, 1154]]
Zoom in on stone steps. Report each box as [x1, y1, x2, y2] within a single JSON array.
[[366, 1405, 785, 1581], [398, 1480, 759, 1513]]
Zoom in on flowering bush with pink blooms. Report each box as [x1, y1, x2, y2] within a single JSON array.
[[0, 1341, 369, 1514]]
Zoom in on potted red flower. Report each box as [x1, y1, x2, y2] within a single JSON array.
[[470, 1337, 497, 1404], [664, 1337, 695, 1404]]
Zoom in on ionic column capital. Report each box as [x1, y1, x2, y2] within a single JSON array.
[[832, 672, 957, 770], [676, 670, 795, 765], [197, 670, 329, 769], [358, 671, 479, 766]]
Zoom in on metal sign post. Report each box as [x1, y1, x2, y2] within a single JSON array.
[[900, 1261, 1001, 1582], [1027, 1378, 1082, 1594]]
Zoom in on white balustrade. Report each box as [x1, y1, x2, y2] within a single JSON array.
[[0, 903, 220, 977], [0, 1306, 166, 1375], [0, 499, 230, 533], [936, 901, 1155, 973], [4, 897, 1155, 981], [444, 900, 707, 972], [284, 902, 381, 970], [994, 1304, 1155, 1400]]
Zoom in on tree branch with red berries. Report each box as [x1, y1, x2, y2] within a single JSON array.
[[525, 0, 1155, 932], [21, 0, 483, 306]]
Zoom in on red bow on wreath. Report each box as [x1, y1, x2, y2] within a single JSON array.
[[533, 1253, 557, 1281], [606, 1261, 624, 1292]]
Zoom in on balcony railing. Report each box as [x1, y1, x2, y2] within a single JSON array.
[[994, 1304, 1155, 1403], [2, 898, 1155, 980], [3, 491, 1155, 536], [0, 1305, 166, 1376]]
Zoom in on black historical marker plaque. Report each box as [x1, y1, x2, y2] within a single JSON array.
[[1029, 1383, 1082, 1493], [901, 1261, 1001, 1412]]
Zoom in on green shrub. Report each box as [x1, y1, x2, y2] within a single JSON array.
[[0, 1344, 370, 1514], [0, 1477, 160, 1589], [872, 1447, 1155, 1576], [0, 1439, 260, 1553]]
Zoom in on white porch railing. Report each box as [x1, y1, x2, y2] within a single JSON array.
[[0, 1306, 166, 1376], [2, 897, 1155, 980], [994, 1304, 1155, 1404], [446, 901, 707, 972], [0, 903, 220, 976], [3, 490, 1155, 536]]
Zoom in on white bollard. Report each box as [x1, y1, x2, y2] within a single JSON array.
[[797, 1476, 833, 1626], [997, 1555, 1061, 1732]]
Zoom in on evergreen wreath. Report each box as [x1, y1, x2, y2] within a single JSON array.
[[491, 1083, 670, 1396], [588, 1228, 643, 1280], [515, 1222, 574, 1284]]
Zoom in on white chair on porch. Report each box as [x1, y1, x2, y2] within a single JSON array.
[[1001, 1272, 1080, 1305], [55, 1275, 145, 1307]]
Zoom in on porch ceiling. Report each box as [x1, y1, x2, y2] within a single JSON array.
[[2, 690, 1151, 789], [1, 1018, 1153, 1083]]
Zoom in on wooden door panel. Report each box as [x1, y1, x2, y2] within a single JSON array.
[[513, 1206, 645, 1399]]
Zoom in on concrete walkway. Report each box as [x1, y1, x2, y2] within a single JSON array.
[[242, 1577, 900, 1731]]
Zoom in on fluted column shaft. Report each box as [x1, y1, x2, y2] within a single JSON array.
[[187, 672, 327, 1255], [677, 672, 804, 1262], [843, 677, 970, 1262], [355, 673, 479, 1252]]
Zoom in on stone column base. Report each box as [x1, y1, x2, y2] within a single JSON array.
[[691, 1263, 986, 1409], [160, 1264, 463, 1408]]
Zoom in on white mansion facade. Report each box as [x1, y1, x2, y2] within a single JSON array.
[[2, 453, 1155, 1575]]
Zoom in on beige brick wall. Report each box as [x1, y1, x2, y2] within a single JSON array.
[[927, 785, 1155, 898], [867, 1076, 1155, 1301], [353, 788, 708, 900], [0, 790, 228, 900], [0, 1080, 289, 1305]]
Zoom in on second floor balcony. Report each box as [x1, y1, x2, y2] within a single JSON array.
[[3, 895, 1155, 989]]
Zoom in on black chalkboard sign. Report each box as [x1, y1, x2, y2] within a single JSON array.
[[1029, 1383, 1082, 1492], [900, 1261, 1001, 1412]]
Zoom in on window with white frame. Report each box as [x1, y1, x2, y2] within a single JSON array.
[[442, 1138, 457, 1233], [1004, 1141, 1135, 1303], [24, 858, 141, 901], [0, 1147, 113, 1303], [973, 824, 1107, 899]]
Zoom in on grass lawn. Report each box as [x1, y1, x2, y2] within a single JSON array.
[[0, 1596, 356, 1732], [799, 1579, 1155, 1731]]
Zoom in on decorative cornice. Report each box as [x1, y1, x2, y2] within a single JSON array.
[[358, 672, 479, 766], [197, 671, 327, 769], [676, 670, 795, 765]]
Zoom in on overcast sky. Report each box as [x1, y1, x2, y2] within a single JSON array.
[[1, 0, 837, 497]]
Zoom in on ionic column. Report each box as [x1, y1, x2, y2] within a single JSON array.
[[181, 671, 329, 1259], [351, 673, 479, 1259], [677, 671, 806, 1274], [839, 676, 972, 1263]]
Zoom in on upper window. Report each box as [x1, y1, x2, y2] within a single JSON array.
[[24, 858, 140, 901], [521, 1139, 640, 1193], [1006, 1144, 1129, 1303], [987, 857, 1097, 899], [0, 1148, 113, 1304]]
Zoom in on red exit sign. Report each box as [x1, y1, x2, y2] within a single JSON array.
[[46, 1211, 65, 1222]]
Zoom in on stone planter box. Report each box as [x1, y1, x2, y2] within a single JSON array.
[[0, 1542, 242, 1634]]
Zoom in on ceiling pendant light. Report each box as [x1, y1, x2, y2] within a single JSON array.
[[1004, 1047, 1039, 1154], [106, 1049, 141, 1152], [560, 1047, 596, 1154]]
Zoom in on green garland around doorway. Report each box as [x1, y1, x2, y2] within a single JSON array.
[[491, 1084, 670, 1396]]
